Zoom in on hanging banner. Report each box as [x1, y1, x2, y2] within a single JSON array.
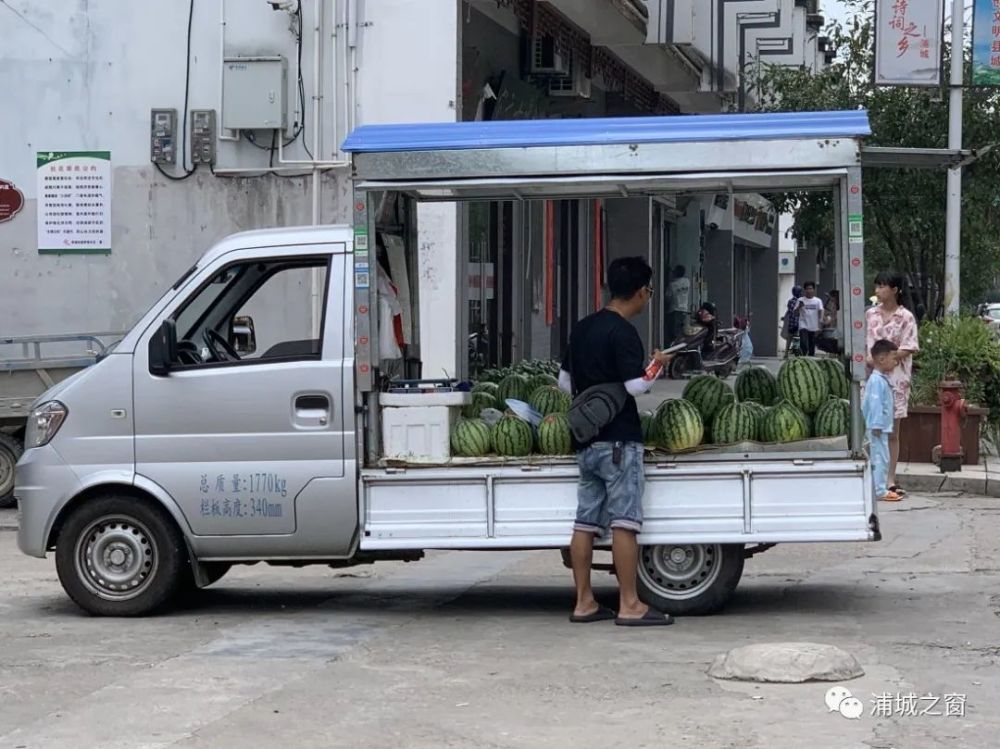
[[972, 0, 1000, 86], [36, 150, 111, 254], [874, 0, 944, 86]]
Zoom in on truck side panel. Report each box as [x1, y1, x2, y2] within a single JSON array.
[[359, 459, 874, 550]]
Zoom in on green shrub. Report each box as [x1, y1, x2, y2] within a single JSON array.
[[912, 316, 1000, 447]]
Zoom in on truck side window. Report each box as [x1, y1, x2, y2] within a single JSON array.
[[170, 256, 329, 367]]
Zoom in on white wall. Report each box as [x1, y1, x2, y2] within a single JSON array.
[[0, 0, 461, 376]]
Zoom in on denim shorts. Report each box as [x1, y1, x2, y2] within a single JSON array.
[[574, 441, 645, 535]]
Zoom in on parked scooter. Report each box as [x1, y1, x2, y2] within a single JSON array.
[[666, 302, 745, 379]]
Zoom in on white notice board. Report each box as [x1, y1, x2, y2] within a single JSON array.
[[36, 150, 111, 254]]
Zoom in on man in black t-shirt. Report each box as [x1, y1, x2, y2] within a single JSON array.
[[559, 257, 673, 627]]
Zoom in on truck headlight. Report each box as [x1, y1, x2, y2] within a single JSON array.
[[25, 401, 68, 448]]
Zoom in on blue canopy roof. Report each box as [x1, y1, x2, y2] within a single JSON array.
[[341, 110, 870, 154]]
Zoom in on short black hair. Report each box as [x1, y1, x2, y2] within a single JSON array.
[[607, 257, 653, 300], [803, 281, 816, 290], [673, 264, 685, 278], [874, 271, 905, 290], [871, 338, 898, 357]]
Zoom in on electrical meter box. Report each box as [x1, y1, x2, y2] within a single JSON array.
[[222, 56, 287, 131]]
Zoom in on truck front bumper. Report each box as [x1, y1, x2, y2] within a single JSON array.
[[14, 445, 78, 557]]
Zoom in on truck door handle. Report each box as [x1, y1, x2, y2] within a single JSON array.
[[295, 395, 329, 411]]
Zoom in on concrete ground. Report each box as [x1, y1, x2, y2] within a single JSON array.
[[0, 492, 997, 749]]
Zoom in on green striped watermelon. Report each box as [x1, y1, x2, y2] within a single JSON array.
[[528, 385, 571, 416], [682, 375, 736, 426], [472, 381, 500, 399], [712, 402, 760, 445], [654, 399, 704, 452], [463, 391, 498, 418], [537, 413, 573, 455], [640, 410, 656, 444], [814, 397, 850, 437], [819, 358, 851, 400], [450, 418, 492, 457], [735, 365, 779, 406], [760, 401, 809, 443], [742, 400, 767, 423], [777, 357, 829, 414], [498, 373, 532, 405], [527, 374, 559, 393], [492, 415, 533, 456]]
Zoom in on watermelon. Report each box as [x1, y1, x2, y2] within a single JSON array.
[[537, 413, 573, 455], [760, 401, 809, 443], [472, 381, 500, 398], [777, 357, 830, 414], [735, 365, 779, 406], [492, 414, 533, 456], [712, 402, 760, 445], [527, 373, 559, 393], [819, 358, 850, 400], [528, 385, 571, 416], [463, 391, 498, 418], [682, 375, 736, 426], [654, 399, 704, 452], [497, 373, 531, 405], [450, 418, 492, 457], [639, 410, 656, 444], [742, 400, 767, 423], [814, 397, 850, 437]]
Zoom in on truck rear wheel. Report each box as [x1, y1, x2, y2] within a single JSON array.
[[0, 433, 24, 509], [55, 495, 185, 616], [637, 543, 744, 616]]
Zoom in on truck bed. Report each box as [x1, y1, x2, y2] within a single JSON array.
[[359, 454, 876, 550]]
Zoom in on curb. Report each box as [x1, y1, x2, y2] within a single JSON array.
[[900, 471, 1000, 497]]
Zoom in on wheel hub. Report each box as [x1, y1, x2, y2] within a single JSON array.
[[76, 517, 158, 601], [639, 543, 724, 601]]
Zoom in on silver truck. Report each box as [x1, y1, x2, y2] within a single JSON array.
[[14, 110, 878, 617]]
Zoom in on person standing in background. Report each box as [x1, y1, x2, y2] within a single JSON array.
[[865, 271, 919, 498], [665, 265, 690, 344], [781, 285, 803, 358], [796, 282, 825, 357]]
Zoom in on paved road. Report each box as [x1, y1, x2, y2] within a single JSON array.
[[0, 494, 997, 748]]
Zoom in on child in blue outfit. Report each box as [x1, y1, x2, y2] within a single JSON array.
[[863, 339, 900, 501]]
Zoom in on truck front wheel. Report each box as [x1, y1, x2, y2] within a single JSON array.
[[55, 496, 186, 616], [0, 433, 24, 509], [637, 543, 744, 616]]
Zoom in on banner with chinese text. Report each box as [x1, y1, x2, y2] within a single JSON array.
[[36, 151, 111, 254], [972, 0, 1000, 86], [874, 0, 944, 86]]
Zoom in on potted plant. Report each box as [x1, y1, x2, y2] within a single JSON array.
[[903, 316, 998, 465]]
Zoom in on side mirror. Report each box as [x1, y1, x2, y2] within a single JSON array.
[[149, 319, 178, 376], [230, 315, 257, 355]]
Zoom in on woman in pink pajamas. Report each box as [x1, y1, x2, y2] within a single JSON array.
[[865, 272, 919, 497]]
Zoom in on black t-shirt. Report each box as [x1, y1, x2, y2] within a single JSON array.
[[561, 309, 646, 447]]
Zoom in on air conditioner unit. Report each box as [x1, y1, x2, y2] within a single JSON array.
[[549, 64, 591, 98], [531, 33, 570, 76]]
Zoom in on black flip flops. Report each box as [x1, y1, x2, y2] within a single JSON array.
[[569, 605, 617, 623], [614, 609, 674, 627]]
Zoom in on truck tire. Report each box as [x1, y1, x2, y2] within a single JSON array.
[[0, 433, 24, 509], [637, 543, 744, 616], [55, 495, 186, 616]]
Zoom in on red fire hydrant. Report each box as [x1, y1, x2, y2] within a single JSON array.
[[938, 380, 968, 473]]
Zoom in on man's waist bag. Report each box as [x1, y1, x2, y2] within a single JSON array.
[[566, 382, 628, 445]]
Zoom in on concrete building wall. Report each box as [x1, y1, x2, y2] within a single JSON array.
[[0, 0, 460, 372]]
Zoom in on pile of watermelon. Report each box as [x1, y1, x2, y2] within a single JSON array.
[[451, 361, 574, 458], [641, 359, 852, 452], [449, 357, 853, 460]]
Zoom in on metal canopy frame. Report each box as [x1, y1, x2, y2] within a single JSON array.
[[345, 112, 871, 464]]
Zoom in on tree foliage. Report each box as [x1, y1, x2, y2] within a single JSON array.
[[752, 0, 1000, 316]]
